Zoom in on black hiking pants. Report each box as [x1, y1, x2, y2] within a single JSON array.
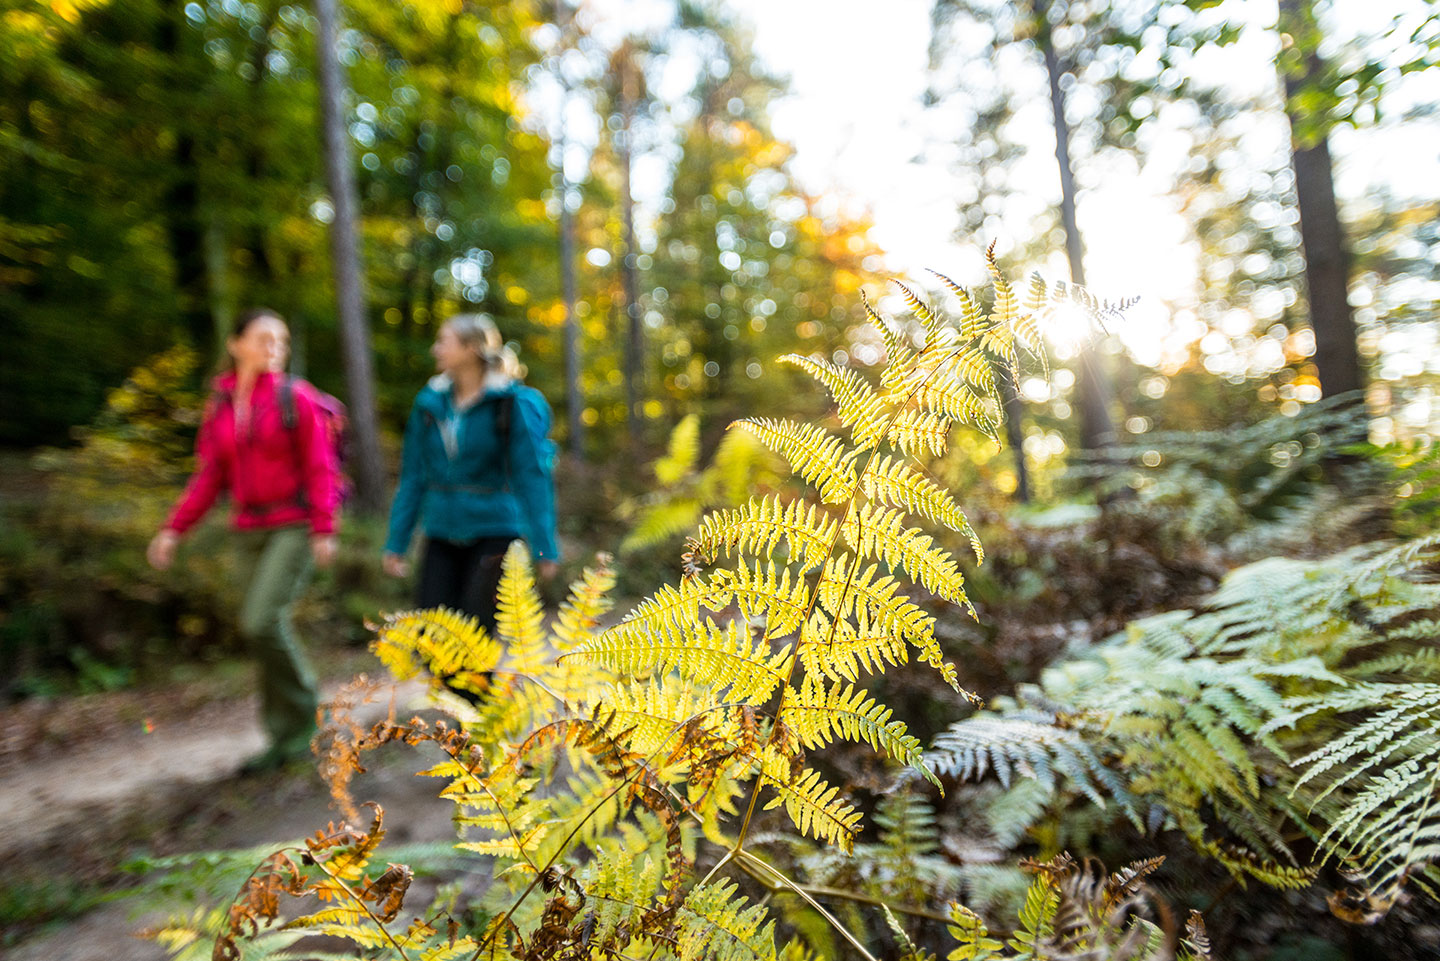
[[416, 536, 517, 635]]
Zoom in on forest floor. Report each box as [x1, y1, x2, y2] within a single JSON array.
[[0, 655, 459, 960]]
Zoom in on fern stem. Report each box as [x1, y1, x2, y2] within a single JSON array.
[[734, 849, 880, 961], [309, 852, 415, 961], [470, 701, 750, 961], [435, 734, 544, 876]]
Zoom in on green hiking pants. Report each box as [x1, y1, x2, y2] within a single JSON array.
[[233, 525, 319, 753]]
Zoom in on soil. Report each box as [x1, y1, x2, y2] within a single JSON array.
[[0, 668, 462, 960]]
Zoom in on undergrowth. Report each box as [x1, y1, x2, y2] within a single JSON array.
[[130, 253, 1434, 959], [136, 254, 1216, 960]]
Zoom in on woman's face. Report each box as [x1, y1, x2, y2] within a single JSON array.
[[432, 324, 478, 375], [228, 316, 289, 377]]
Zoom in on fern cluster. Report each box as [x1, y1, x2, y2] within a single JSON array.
[[143, 254, 1153, 960], [927, 532, 1440, 916]]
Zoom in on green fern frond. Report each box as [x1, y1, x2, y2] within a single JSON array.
[[678, 878, 778, 961], [945, 903, 1003, 961], [926, 711, 1136, 818], [656, 414, 702, 485], [1006, 873, 1058, 958], [624, 499, 705, 554], [733, 417, 858, 504]]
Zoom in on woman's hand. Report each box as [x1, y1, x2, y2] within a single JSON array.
[[383, 551, 410, 578], [147, 529, 179, 571], [311, 534, 339, 569], [538, 560, 560, 581]]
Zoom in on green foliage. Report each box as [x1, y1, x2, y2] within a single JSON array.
[[1069, 392, 1374, 552], [928, 530, 1440, 915]]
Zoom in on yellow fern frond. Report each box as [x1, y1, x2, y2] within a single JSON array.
[[758, 747, 863, 852], [862, 290, 917, 384], [370, 608, 504, 682], [495, 542, 547, 672], [893, 279, 943, 344], [815, 554, 958, 690], [861, 454, 978, 540], [285, 915, 391, 948], [705, 558, 817, 637], [887, 407, 953, 458], [842, 503, 974, 605], [909, 379, 998, 440], [985, 247, 1021, 335], [928, 269, 987, 341], [695, 495, 840, 573], [598, 677, 730, 756], [733, 417, 857, 504], [785, 673, 936, 784], [800, 609, 909, 682], [282, 906, 369, 931], [779, 353, 890, 448], [550, 556, 617, 654], [570, 608, 790, 705]]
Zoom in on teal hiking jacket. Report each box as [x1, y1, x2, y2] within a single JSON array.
[[384, 374, 559, 562]]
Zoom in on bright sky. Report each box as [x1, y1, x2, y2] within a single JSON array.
[[562, 0, 1438, 408]]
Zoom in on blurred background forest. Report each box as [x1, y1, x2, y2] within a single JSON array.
[[2, 0, 1440, 955]]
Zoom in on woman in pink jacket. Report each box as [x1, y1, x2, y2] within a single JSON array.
[[147, 308, 342, 773]]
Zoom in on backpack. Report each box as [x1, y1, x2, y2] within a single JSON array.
[[278, 375, 352, 506]]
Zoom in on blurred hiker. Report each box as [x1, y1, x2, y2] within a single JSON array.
[[147, 308, 342, 774], [382, 313, 559, 635]]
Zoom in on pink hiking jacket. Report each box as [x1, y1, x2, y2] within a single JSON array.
[[166, 371, 341, 536]]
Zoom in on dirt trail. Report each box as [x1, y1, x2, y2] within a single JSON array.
[[2, 675, 459, 960]]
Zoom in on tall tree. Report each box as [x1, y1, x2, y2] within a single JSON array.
[[554, 0, 583, 458], [610, 40, 646, 440], [929, 0, 1120, 467], [1276, 0, 1360, 399], [314, 0, 385, 513]]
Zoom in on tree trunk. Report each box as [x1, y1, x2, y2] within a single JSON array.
[[557, 1, 583, 459], [314, 0, 386, 514], [157, 0, 210, 354], [559, 154, 583, 458], [1279, 0, 1364, 401], [1037, 1, 1115, 451], [616, 46, 644, 441]]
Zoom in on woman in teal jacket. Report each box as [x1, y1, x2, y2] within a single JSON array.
[[383, 314, 558, 632]]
